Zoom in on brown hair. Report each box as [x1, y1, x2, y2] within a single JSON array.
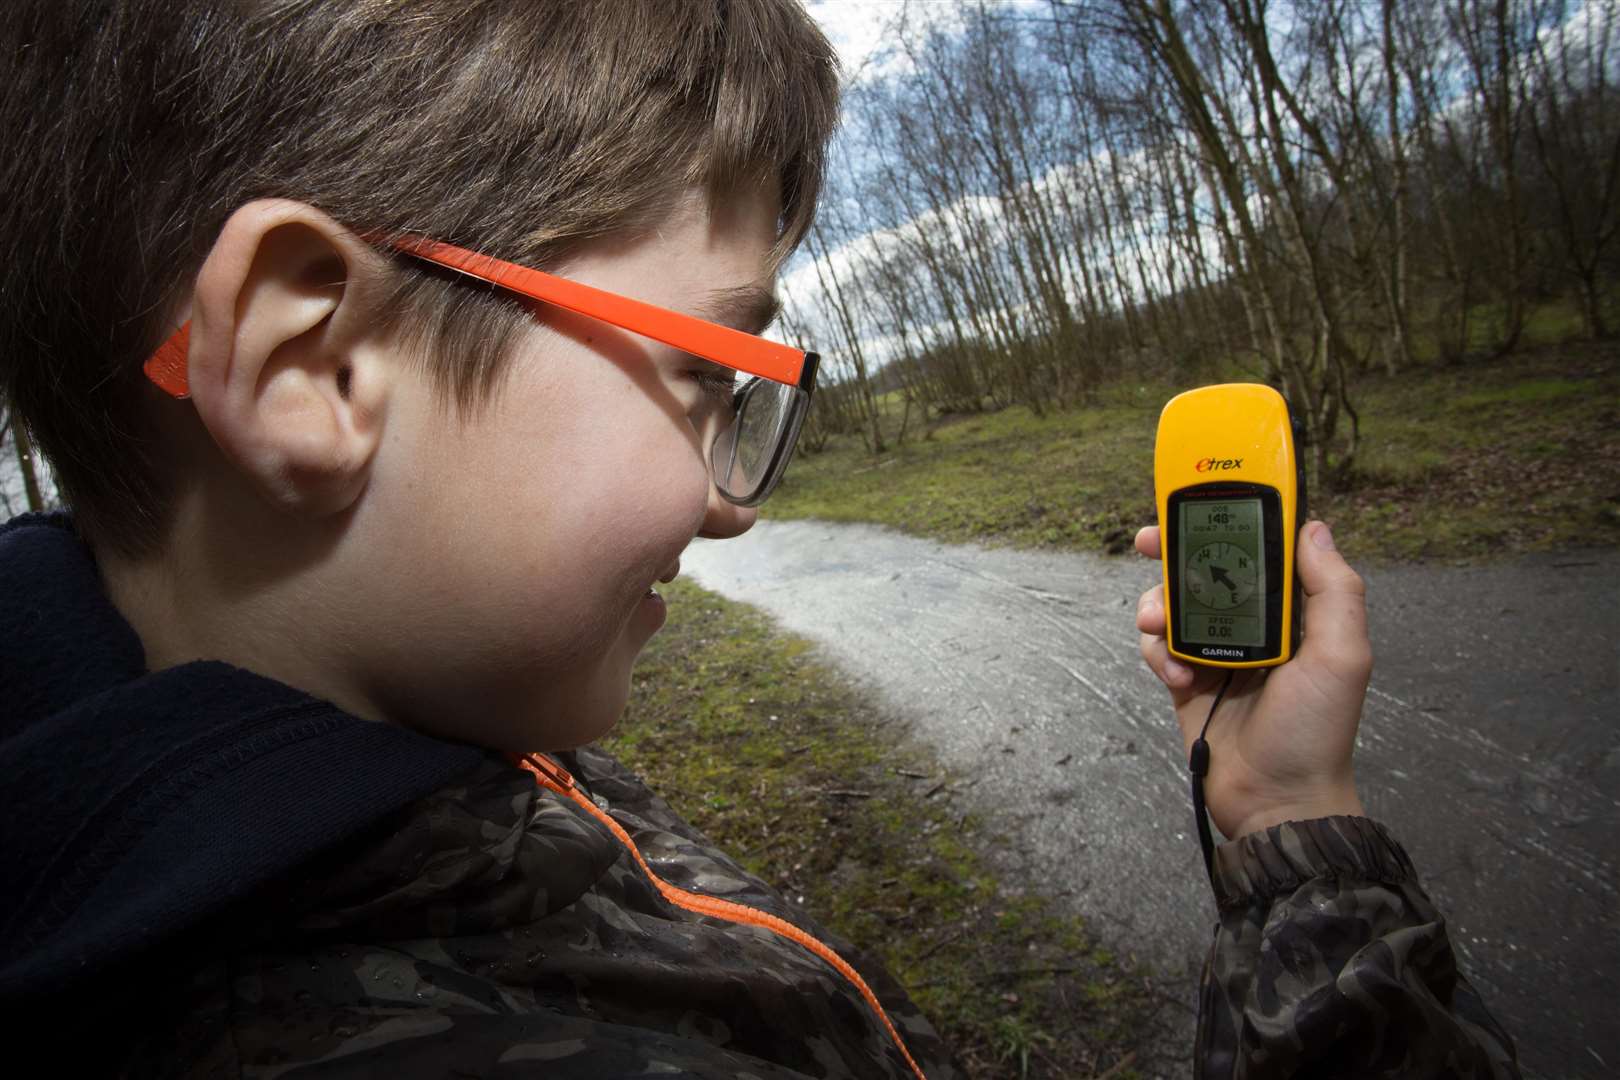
[[0, 0, 839, 554]]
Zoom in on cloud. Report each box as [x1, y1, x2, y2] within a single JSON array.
[[805, 0, 967, 85]]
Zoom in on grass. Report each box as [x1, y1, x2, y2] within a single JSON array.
[[605, 579, 1158, 1079], [775, 386, 1161, 556], [770, 340, 1620, 563], [1405, 286, 1615, 363], [1326, 341, 1620, 559]]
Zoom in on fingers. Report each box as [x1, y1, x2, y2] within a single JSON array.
[[1139, 629, 1196, 690], [1132, 527, 1172, 676], [1138, 586, 1195, 690], [1136, 584, 1166, 634], [1134, 525, 1160, 559], [1295, 521, 1372, 684]]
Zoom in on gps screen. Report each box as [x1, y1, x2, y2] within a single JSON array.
[[1178, 497, 1265, 648]]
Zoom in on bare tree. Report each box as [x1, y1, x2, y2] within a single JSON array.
[[1521, 0, 1620, 338]]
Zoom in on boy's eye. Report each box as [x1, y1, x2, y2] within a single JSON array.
[[689, 367, 739, 403]]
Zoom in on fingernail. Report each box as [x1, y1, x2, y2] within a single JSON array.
[[1164, 659, 1190, 684], [1312, 522, 1336, 551]]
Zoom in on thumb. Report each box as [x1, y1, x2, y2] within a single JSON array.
[[1295, 521, 1373, 683]]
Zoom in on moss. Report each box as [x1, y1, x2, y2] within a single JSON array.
[[605, 579, 1159, 1077], [1449, 376, 1585, 410]]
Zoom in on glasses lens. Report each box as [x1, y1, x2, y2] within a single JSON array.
[[712, 378, 801, 505]]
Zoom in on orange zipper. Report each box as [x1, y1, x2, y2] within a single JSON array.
[[518, 753, 928, 1080]]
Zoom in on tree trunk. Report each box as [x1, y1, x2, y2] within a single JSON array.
[[14, 421, 45, 513], [1382, 0, 1414, 372]]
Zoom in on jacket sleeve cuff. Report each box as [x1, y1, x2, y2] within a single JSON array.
[[1210, 815, 1418, 911]]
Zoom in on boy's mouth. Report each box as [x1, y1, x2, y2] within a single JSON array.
[[645, 560, 681, 600]]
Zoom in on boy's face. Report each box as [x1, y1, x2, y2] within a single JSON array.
[[348, 188, 775, 750]]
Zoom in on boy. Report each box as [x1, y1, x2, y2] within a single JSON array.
[[1, 1, 1516, 1076]]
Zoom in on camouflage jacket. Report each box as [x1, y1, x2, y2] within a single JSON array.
[[124, 748, 963, 1079], [1199, 815, 1520, 1078], [125, 757, 1517, 1079]]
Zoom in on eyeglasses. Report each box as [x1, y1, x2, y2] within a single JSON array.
[[143, 235, 819, 507]]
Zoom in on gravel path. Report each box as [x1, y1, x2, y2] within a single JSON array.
[[681, 520, 1619, 1080]]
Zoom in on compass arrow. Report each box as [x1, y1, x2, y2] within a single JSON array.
[[1210, 564, 1235, 590]]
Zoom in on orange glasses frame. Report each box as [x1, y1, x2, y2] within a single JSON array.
[[142, 235, 818, 399]]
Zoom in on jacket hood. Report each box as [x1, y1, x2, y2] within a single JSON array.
[[0, 513, 484, 1001]]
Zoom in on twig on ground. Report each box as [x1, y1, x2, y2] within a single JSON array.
[[910, 965, 1081, 989], [987, 966, 1083, 981], [1093, 1050, 1137, 1079], [908, 926, 972, 966]]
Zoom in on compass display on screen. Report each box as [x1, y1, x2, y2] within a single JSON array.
[[1185, 541, 1257, 610]]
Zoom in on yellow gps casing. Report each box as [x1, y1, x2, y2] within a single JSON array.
[[1154, 383, 1305, 668]]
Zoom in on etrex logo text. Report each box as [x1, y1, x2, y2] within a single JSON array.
[[1195, 457, 1244, 472]]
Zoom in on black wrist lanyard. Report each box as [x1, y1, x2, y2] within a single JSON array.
[[1189, 670, 1236, 885]]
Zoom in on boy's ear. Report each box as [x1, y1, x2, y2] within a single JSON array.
[[184, 199, 396, 517]]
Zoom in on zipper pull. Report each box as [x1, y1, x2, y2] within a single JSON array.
[[519, 753, 575, 792]]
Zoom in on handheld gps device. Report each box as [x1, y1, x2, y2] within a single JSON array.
[[1154, 384, 1305, 669]]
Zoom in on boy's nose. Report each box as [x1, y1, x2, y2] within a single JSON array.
[[698, 485, 757, 540]]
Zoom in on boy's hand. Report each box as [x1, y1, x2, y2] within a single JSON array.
[[1134, 521, 1369, 840]]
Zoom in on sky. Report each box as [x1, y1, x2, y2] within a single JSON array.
[[805, 0, 1047, 83], [804, 1, 913, 85]]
